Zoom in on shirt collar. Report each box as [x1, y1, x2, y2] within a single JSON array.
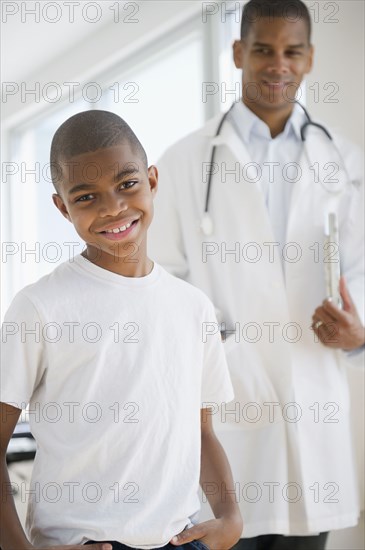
[[228, 100, 305, 143]]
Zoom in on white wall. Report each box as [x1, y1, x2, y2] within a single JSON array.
[[307, 0, 364, 149]]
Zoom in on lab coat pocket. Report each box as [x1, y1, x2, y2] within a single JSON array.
[[219, 340, 287, 430]]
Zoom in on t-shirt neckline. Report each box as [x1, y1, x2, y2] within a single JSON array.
[[72, 254, 160, 287]]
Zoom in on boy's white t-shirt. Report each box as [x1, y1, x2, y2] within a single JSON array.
[[1, 255, 233, 549]]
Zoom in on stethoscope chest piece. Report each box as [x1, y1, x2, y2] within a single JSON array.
[[200, 213, 214, 236]]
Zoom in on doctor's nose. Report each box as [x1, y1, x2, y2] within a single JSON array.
[[266, 53, 290, 74], [98, 192, 128, 217]]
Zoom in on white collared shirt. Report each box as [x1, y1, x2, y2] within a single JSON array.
[[228, 101, 306, 261]]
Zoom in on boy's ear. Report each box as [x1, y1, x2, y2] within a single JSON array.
[[147, 166, 158, 197], [52, 193, 71, 221]]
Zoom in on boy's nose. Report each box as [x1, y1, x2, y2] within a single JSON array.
[[98, 193, 127, 217]]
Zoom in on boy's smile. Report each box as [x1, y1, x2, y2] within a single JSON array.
[[96, 218, 139, 240], [52, 143, 158, 276]]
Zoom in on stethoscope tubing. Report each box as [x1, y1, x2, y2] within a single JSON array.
[[204, 103, 235, 213], [203, 100, 345, 218]]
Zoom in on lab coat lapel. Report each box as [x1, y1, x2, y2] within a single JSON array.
[[200, 112, 252, 165], [286, 145, 312, 239], [287, 129, 345, 241], [205, 115, 288, 298], [213, 115, 252, 166], [216, 118, 282, 243]]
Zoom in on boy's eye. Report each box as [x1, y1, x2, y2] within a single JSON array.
[[75, 194, 94, 202], [120, 180, 138, 190], [255, 48, 271, 55]]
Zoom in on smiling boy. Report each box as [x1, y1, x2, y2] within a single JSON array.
[[0, 110, 242, 550]]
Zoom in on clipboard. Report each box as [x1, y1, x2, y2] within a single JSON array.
[[324, 212, 342, 308]]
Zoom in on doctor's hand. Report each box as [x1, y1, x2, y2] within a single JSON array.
[[312, 277, 365, 351], [170, 516, 242, 550]]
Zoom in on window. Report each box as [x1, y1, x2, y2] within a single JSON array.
[[2, 22, 206, 313], [102, 33, 205, 164]]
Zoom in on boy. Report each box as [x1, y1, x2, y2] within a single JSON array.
[[0, 110, 243, 550]]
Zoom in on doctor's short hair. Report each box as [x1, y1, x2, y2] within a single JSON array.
[[241, 0, 312, 42], [50, 110, 148, 191]]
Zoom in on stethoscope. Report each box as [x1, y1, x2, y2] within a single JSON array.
[[200, 100, 349, 236]]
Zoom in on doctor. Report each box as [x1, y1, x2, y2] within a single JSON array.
[[149, 0, 365, 549]]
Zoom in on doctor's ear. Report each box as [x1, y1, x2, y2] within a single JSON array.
[[306, 44, 314, 73], [52, 193, 71, 221], [233, 40, 244, 69], [147, 165, 158, 196]]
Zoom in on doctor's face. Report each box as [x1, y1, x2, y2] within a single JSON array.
[[233, 17, 313, 113]]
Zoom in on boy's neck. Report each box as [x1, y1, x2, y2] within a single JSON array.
[[242, 99, 294, 138], [82, 247, 154, 278]]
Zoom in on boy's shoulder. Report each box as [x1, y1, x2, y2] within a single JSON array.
[[9, 257, 81, 313], [21, 255, 76, 289], [158, 265, 215, 312], [10, 258, 215, 317]]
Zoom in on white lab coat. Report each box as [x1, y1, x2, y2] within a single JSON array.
[[148, 112, 364, 537]]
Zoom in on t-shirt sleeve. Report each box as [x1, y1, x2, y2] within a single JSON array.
[[1, 291, 47, 409], [201, 300, 234, 407]]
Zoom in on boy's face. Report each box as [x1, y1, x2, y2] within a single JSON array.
[[53, 143, 158, 274], [233, 17, 313, 111]]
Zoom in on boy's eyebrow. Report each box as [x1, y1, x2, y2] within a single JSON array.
[[68, 183, 95, 196], [114, 166, 140, 181], [68, 167, 140, 196]]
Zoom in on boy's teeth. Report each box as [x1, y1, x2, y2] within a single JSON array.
[[106, 222, 132, 234]]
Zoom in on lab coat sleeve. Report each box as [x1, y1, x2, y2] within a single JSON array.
[[149, 149, 189, 280], [341, 183, 365, 319], [339, 140, 364, 318], [149, 140, 225, 324], [337, 137, 365, 366]]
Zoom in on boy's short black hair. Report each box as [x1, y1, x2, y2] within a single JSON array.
[[50, 110, 148, 191], [241, 0, 312, 42]]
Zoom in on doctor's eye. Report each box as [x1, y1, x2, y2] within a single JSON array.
[[286, 50, 302, 57]]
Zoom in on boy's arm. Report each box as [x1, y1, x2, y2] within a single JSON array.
[[0, 403, 112, 550], [171, 408, 243, 550], [0, 402, 32, 550]]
